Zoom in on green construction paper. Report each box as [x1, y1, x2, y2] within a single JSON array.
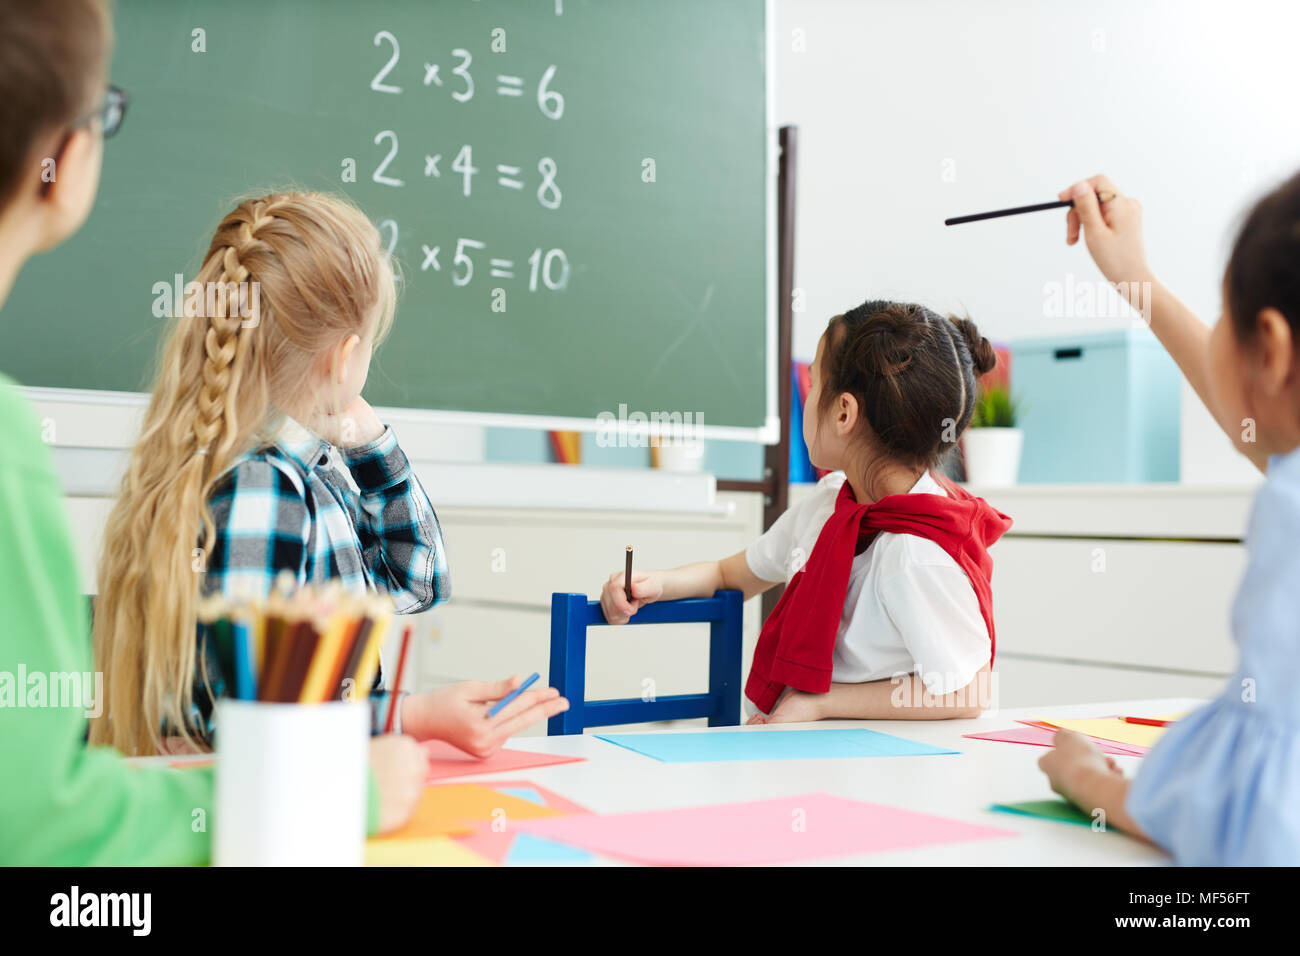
[[990, 799, 1096, 828]]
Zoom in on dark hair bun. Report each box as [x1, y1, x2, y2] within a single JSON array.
[[856, 305, 927, 378], [950, 316, 997, 376], [818, 300, 995, 467]]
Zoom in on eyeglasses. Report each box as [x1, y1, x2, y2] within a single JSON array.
[[74, 85, 131, 139], [41, 85, 130, 197]]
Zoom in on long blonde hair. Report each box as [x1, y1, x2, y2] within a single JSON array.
[[90, 191, 395, 754]]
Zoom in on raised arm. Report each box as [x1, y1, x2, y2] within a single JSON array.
[[1060, 175, 1267, 472]]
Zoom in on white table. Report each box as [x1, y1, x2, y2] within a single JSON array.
[[142, 697, 1192, 865], [456, 698, 1199, 866]]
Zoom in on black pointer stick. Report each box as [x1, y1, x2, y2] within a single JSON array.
[[945, 191, 1115, 226]]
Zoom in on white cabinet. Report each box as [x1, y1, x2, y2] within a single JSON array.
[[969, 483, 1254, 707], [993, 537, 1243, 674]]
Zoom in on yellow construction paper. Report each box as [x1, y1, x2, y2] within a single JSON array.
[[372, 783, 565, 841], [1036, 713, 1184, 749], [365, 836, 493, 867]]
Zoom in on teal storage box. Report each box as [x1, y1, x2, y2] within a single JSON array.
[[1010, 329, 1180, 482]]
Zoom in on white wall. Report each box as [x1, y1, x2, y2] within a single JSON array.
[[1181, 384, 1261, 484], [773, 0, 1300, 482]]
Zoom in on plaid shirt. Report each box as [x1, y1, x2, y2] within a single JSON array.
[[185, 420, 449, 742], [202, 420, 449, 611]]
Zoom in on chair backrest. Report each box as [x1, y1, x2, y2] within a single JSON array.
[[547, 590, 744, 735]]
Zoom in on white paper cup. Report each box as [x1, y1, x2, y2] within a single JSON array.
[[214, 700, 369, 866]]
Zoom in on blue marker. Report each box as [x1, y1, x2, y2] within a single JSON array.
[[488, 672, 540, 718]]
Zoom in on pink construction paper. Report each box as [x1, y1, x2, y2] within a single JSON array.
[[450, 779, 592, 864], [514, 792, 1015, 866], [963, 724, 1147, 756], [423, 740, 585, 782]]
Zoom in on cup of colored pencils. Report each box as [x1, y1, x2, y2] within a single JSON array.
[[205, 581, 396, 867]]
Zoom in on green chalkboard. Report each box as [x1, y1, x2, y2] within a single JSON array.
[[4, 0, 771, 433]]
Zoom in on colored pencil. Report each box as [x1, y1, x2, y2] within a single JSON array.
[[231, 618, 257, 701], [211, 616, 237, 679], [350, 602, 391, 700], [1120, 716, 1173, 727], [276, 619, 319, 702], [487, 671, 540, 718], [384, 625, 414, 733], [299, 605, 354, 703], [334, 617, 373, 702], [258, 610, 288, 697], [324, 616, 366, 703], [202, 585, 398, 705]]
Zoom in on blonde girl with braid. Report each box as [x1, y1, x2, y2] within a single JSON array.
[[91, 191, 567, 759]]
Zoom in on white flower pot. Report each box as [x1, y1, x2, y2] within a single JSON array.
[[962, 427, 1023, 486], [655, 440, 706, 473]]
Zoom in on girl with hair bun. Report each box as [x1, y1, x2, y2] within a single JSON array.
[[598, 300, 1012, 723]]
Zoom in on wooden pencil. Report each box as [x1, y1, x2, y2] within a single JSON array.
[[383, 625, 414, 733]]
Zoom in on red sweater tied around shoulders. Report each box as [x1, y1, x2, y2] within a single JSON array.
[[744, 474, 1012, 713]]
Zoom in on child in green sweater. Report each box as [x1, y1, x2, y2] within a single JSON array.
[[0, 0, 426, 863]]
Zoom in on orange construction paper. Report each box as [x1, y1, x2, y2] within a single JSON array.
[[373, 782, 565, 842], [450, 779, 593, 863]]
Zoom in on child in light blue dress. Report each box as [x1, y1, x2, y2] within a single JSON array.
[[1125, 447, 1300, 863], [1038, 170, 1300, 865]]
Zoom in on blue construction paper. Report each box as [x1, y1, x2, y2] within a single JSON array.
[[506, 832, 593, 864], [595, 728, 958, 763], [496, 786, 546, 807]]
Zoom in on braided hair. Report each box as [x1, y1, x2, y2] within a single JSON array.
[[91, 192, 395, 753]]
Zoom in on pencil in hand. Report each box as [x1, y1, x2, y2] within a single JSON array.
[[487, 672, 540, 718], [624, 546, 634, 603], [945, 191, 1115, 226]]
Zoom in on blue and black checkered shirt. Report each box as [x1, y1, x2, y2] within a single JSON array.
[[188, 419, 449, 740], [202, 419, 449, 610]]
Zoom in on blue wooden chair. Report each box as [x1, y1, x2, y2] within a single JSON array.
[[547, 590, 744, 735]]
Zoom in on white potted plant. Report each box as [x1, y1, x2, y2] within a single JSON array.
[[963, 384, 1023, 486]]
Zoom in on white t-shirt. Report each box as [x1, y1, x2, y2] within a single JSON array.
[[745, 470, 990, 711]]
